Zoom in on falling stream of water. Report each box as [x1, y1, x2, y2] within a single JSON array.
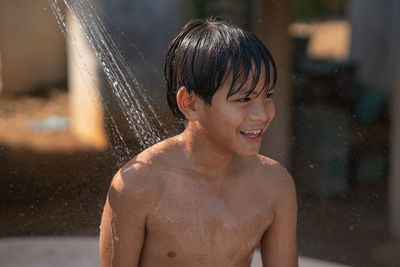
[[48, 0, 172, 162]]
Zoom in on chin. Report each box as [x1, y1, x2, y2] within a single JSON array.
[[240, 152, 259, 157], [236, 147, 260, 157]]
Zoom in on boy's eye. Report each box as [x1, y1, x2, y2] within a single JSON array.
[[236, 97, 251, 103], [265, 92, 274, 98]]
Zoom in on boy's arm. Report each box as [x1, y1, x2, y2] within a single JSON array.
[[100, 166, 153, 267], [260, 169, 298, 267]]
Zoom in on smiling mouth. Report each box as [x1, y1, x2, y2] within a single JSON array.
[[240, 129, 263, 140]]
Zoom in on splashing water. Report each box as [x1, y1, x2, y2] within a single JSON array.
[[48, 0, 172, 163]]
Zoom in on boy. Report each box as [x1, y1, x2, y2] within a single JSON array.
[[100, 18, 298, 267]]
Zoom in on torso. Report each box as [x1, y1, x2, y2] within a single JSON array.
[[133, 140, 279, 267]]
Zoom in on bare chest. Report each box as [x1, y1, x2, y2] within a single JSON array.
[[144, 176, 273, 264]]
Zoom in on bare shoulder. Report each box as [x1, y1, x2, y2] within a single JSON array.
[[254, 154, 296, 202], [256, 157, 298, 267], [101, 142, 178, 266], [255, 154, 293, 181], [108, 139, 176, 206]]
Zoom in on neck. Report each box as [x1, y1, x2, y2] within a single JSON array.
[[179, 126, 239, 178]]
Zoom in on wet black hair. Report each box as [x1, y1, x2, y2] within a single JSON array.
[[164, 17, 277, 121]]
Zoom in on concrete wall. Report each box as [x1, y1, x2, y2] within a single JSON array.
[[0, 0, 66, 94], [99, 0, 183, 103], [349, 0, 399, 91]]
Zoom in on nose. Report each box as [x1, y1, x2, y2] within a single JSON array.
[[248, 98, 275, 122]]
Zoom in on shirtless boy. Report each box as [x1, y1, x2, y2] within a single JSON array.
[[100, 18, 298, 267]]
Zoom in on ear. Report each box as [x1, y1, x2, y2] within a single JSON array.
[[176, 86, 199, 121]]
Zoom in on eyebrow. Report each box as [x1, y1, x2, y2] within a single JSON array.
[[244, 86, 273, 96], [238, 90, 259, 97]]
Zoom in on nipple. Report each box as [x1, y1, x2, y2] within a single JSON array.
[[167, 251, 176, 258]]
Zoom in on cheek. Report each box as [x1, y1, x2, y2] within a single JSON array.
[[267, 101, 276, 120], [215, 107, 244, 128]]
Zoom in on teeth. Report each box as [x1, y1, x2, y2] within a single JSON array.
[[242, 129, 261, 135]]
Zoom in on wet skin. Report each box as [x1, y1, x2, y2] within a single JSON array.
[[100, 78, 298, 267]]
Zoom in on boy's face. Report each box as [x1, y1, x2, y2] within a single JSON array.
[[196, 74, 275, 157]]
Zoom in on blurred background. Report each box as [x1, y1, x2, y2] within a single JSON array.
[[0, 0, 399, 266]]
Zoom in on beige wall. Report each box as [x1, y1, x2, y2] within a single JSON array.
[[0, 52, 3, 93], [67, 13, 108, 149], [0, 0, 66, 94]]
